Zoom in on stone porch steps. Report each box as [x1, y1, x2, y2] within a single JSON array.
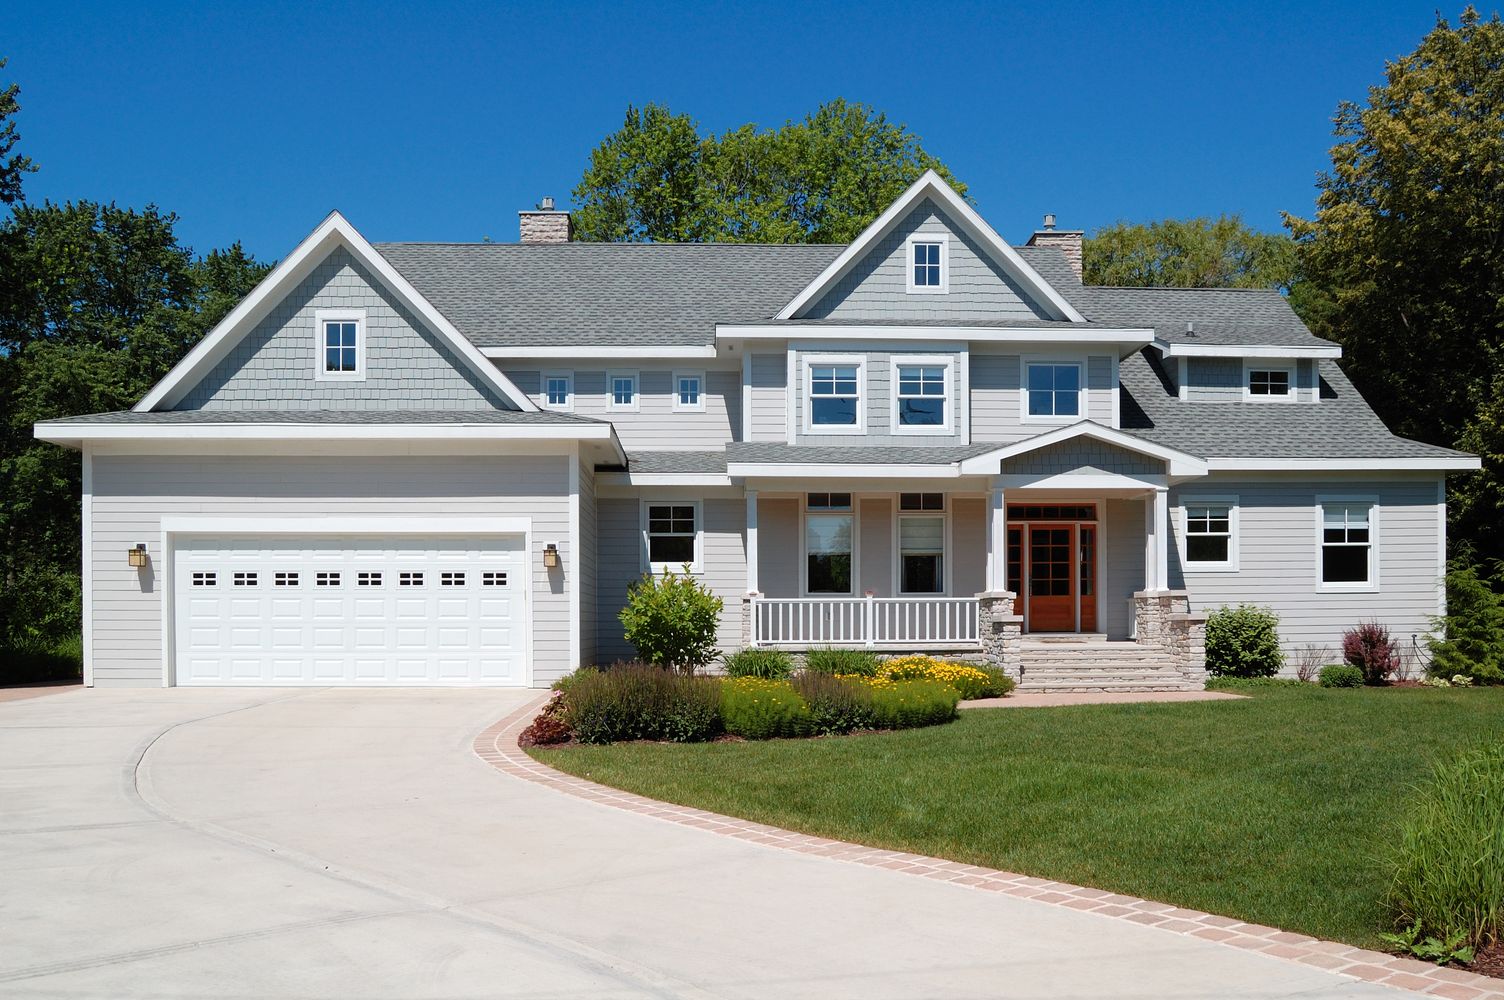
[[1015, 639, 1197, 693]]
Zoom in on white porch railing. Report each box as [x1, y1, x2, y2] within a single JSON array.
[[751, 596, 981, 649]]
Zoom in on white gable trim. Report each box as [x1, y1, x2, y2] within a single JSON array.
[[775, 170, 1087, 323], [134, 212, 537, 413], [1154, 339, 1342, 360], [957, 421, 1209, 477]]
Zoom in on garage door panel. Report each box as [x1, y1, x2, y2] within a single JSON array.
[[174, 534, 526, 686]]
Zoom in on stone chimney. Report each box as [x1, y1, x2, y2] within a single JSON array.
[[1024, 213, 1084, 279], [519, 196, 572, 243]]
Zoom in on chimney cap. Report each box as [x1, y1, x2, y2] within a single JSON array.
[[1042, 213, 1057, 231], [538, 195, 555, 211]]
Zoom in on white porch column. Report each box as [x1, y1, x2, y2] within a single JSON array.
[[1144, 486, 1169, 591], [986, 485, 1007, 592], [745, 490, 759, 595]]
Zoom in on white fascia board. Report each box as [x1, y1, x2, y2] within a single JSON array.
[[1154, 339, 1343, 360], [774, 170, 1087, 323], [956, 421, 1209, 477], [719, 324, 1152, 348], [596, 472, 735, 487], [726, 462, 960, 479], [135, 212, 537, 413], [481, 345, 718, 359], [161, 515, 534, 536], [33, 421, 615, 445], [1207, 456, 1481, 472]]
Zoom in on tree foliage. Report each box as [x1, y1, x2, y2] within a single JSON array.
[[0, 57, 36, 205], [1083, 216, 1298, 291], [572, 99, 964, 243], [1285, 8, 1504, 560]]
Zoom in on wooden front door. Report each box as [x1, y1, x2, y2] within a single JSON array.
[[1028, 525, 1076, 631]]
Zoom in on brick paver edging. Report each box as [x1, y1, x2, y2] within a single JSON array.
[[473, 695, 1504, 1000]]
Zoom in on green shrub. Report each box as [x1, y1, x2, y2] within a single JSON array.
[[1205, 676, 1308, 691], [1319, 664, 1365, 688], [868, 679, 960, 730], [619, 569, 724, 673], [722, 648, 794, 679], [803, 647, 880, 676], [562, 663, 722, 744], [1205, 604, 1285, 678], [790, 672, 875, 735], [977, 666, 1017, 699], [0, 635, 83, 686], [720, 678, 811, 739], [1384, 742, 1504, 953], [1, 566, 81, 653], [1429, 561, 1504, 685]]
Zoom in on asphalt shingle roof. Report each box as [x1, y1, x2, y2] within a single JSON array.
[[621, 451, 729, 474], [47, 409, 607, 426]]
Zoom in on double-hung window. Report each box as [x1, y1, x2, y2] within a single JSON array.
[[673, 370, 705, 412], [542, 371, 572, 411], [608, 370, 639, 411], [645, 502, 700, 573], [906, 234, 948, 292], [1320, 500, 1375, 587], [805, 493, 853, 594], [895, 361, 948, 430], [808, 361, 862, 430], [1025, 362, 1081, 418], [315, 309, 365, 380], [1183, 498, 1237, 570], [899, 493, 945, 594]]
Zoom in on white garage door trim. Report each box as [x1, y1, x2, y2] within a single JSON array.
[[160, 516, 533, 687]]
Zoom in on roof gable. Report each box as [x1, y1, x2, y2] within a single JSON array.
[[777, 170, 1086, 323], [958, 422, 1208, 477], [135, 213, 535, 412]]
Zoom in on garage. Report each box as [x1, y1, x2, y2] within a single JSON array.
[[172, 535, 528, 686]]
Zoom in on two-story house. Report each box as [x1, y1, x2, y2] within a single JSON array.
[[36, 172, 1479, 691]]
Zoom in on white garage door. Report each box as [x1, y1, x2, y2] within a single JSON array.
[[173, 535, 527, 686]]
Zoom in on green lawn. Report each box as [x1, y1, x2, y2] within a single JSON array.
[[533, 685, 1504, 948]]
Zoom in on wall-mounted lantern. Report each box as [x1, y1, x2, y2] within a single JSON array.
[[127, 543, 148, 568], [542, 543, 560, 569]]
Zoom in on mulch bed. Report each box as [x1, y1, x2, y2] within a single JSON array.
[[1465, 939, 1504, 980]]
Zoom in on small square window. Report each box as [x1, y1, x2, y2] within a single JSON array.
[[441, 571, 465, 586], [674, 371, 705, 412], [233, 571, 258, 586], [316, 571, 340, 587], [316, 311, 365, 380], [609, 372, 638, 410], [543, 373, 572, 410], [913, 242, 942, 286], [482, 571, 508, 586], [192, 571, 217, 587], [357, 572, 382, 586], [1026, 363, 1081, 418], [399, 571, 423, 586], [1249, 369, 1292, 397], [275, 572, 299, 587]]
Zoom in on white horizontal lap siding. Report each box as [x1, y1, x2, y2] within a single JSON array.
[[801, 199, 1053, 321], [1105, 498, 1147, 640], [594, 497, 746, 664], [859, 498, 893, 596], [970, 352, 1031, 444], [1169, 476, 1444, 670], [794, 349, 965, 447], [1087, 355, 1113, 423], [88, 454, 574, 688], [577, 456, 598, 668], [951, 497, 987, 596], [505, 368, 739, 451], [757, 498, 801, 600]]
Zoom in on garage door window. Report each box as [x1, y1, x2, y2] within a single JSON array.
[[192, 571, 216, 586], [400, 571, 423, 586], [275, 572, 298, 586], [483, 571, 508, 586], [442, 572, 465, 586], [358, 572, 382, 586], [317, 572, 340, 586]]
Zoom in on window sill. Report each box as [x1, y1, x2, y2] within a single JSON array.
[[1316, 582, 1379, 594], [892, 424, 954, 436], [646, 564, 703, 576], [803, 424, 864, 435], [1183, 562, 1239, 574]]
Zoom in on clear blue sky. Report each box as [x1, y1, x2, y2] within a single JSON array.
[[6, 1, 1472, 262]]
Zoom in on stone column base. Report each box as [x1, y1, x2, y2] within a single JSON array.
[[1133, 590, 1208, 686], [977, 591, 1024, 679], [740, 593, 759, 649]]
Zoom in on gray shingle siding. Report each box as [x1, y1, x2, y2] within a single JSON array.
[[790, 348, 966, 448], [178, 248, 510, 411], [803, 199, 1053, 322], [1000, 439, 1162, 477]]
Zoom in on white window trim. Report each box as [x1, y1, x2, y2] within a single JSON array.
[[541, 370, 573, 412], [1020, 357, 1087, 423], [314, 309, 367, 382], [1315, 494, 1380, 593], [672, 369, 707, 413], [801, 493, 857, 596], [894, 494, 949, 596], [1242, 361, 1297, 403], [803, 353, 866, 435], [890, 355, 954, 436], [904, 233, 950, 294], [607, 369, 640, 412], [1179, 494, 1240, 573], [641, 500, 703, 575]]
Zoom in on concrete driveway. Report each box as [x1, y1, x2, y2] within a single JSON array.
[[0, 688, 1431, 999]]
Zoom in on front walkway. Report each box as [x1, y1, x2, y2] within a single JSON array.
[[1, 687, 1480, 999]]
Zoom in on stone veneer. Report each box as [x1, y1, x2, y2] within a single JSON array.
[[977, 591, 1025, 679], [1133, 590, 1209, 688]]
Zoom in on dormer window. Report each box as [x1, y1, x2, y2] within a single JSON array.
[[906, 234, 949, 293], [542, 371, 572, 411], [608, 370, 639, 411], [315, 309, 365, 380], [1245, 364, 1295, 401]]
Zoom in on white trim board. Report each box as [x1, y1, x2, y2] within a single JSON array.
[[719, 324, 1152, 350], [135, 211, 537, 413], [481, 345, 718, 359], [958, 421, 1209, 477], [773, 170, 1088, 323], [1154, 339, 1342, 360]]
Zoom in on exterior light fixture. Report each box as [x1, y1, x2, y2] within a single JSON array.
[[127, 543, 148, 568], [542, 543, 559, 569]]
